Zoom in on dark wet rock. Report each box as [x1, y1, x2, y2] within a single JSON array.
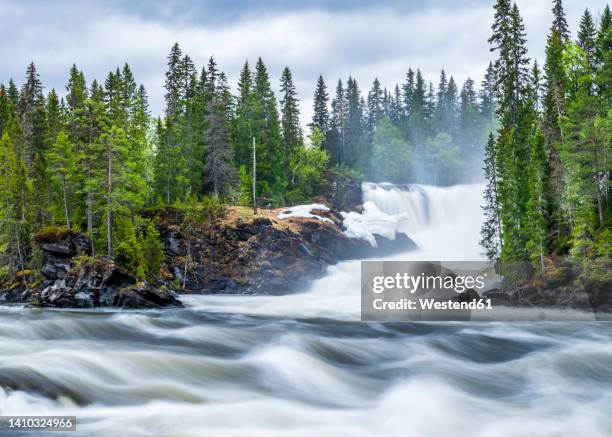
[[1, 231, 183, 309], [157, 204, 416, 295], [453, 288, 481, 303], [320, 171, 362, 211], [483, 289, 511, 306], [35, 257, 182, 309]]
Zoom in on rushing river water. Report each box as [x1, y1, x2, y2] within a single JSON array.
[[1, 184, 612, 437]]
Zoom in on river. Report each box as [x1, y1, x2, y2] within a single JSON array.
[[1, 184, 611, 437]]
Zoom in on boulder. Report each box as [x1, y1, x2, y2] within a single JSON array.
[[37, 257, 182, 309]]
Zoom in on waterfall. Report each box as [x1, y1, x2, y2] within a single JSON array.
[[347, 182, 485, 256], [186, 183, 486, 321]]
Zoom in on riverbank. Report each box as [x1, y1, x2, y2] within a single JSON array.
[[0, 200, 417, 308]]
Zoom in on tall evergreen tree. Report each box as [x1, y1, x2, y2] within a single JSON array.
[[233, 61, 253, 170], [279, 66, 302, 184], [311, 75, 329, 135], [480, 133, 502, 260], [202, 57, 234, 198], [525, 128, 550, 269], [328, 79, 347, 165], [251, 57, 284, 199], [551, 0, 570, 43], [19, 62, 49, 225]]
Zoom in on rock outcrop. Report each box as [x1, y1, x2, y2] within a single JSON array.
[[37, 256, 182, 309], [1, 228, 182, 309], [157, 207, 416, 294]]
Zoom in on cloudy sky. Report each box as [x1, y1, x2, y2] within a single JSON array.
[[0, 0, 607, 126]]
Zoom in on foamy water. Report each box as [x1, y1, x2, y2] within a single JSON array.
[[1, 184, 611, 437]]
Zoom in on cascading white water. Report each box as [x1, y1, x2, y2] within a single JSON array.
[[185, 183, 486, 320], [2, 183, 611, 437]]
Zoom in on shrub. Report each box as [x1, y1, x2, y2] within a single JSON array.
[[32, 226, 69, 245]]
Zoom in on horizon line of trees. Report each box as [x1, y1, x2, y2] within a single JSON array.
[[480, 0, 610, 270]]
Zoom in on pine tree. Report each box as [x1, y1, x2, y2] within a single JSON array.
[[164, 43, 185, 120], [0, 117, 31, 273], [561, 40, 609, 260], [479, 62, 496, 128], [46, 89, 62, 145], [551, 0, 570, 43], [408, 70, 427, 148], [525, 128, 550, 269], [596, 5, 611, 109], [233, 61, 253, 170], [489, 0, 530, 128], [47, 131, 76, 228], [367, 78, 384, 140], [203, 58, 234, 198], [530, 61, 542, 114], [0, 85, 10, 135], [577, 9, 597, 73], [480, 133, 502, 260], [435, 70, 448, 130], [279, 66, 302, 185], [444, 76, 459, 137], [251, 57, 283, 199], [329, 79, 347, 165], [402, 68, 415, 119], [345, 77, 365, 170], [459, 78, 480, 153], [19, 62, 49, 226], [311, 75, 329, 135]]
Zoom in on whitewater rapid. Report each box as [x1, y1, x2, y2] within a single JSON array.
[[186, 183, 487, 320], [2, 183, 612, 437]]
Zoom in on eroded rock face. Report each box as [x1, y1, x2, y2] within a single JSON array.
[[158, 209, 416, 295], [36, 257, 182, 308], [2, 231, 183, 309]]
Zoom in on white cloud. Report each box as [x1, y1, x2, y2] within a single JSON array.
[[1, 0, 608, 130]]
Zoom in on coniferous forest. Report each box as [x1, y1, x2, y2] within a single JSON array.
[[481, 1, 610, 275], [0, 0, 609, 281]]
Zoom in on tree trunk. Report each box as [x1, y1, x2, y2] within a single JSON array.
[[596, 179, 604, 228], [87, 162, 95, 257], [252, 136, 257, 214], [62, 174, 71, 230]]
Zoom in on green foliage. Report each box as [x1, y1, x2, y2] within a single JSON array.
[[287, 129, 330, 202], [370, 117, 412, 183], [200, 195, 226, 224], [113, 217, 164, 280]]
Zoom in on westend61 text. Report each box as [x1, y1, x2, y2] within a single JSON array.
[[372, 297, 493, 311]]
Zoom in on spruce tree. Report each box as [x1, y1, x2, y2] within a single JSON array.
[[479, 62, 496, 128], [233, 61, 253, 170], [525, 128, 550, 270], [367, 78, 384, 140], [551, 0, 570, 43], [203, 58, 234, 198], [19, 63, 49, 226], [329, 79, 347, 165], [0, 117, 31, 273], [345, 77, 365, 171], [279, 66, 302, 185], [311, 75, 329, 135], [47, 131, 76, 229], [402, 68, 415, 119], [251, 57, 283, 199], [596, 6, 611, 109], [577, 9, 597, 73], [480, 133, 502, 260]]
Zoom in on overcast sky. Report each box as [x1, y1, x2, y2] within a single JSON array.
[[0, 0, 607, 127]]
